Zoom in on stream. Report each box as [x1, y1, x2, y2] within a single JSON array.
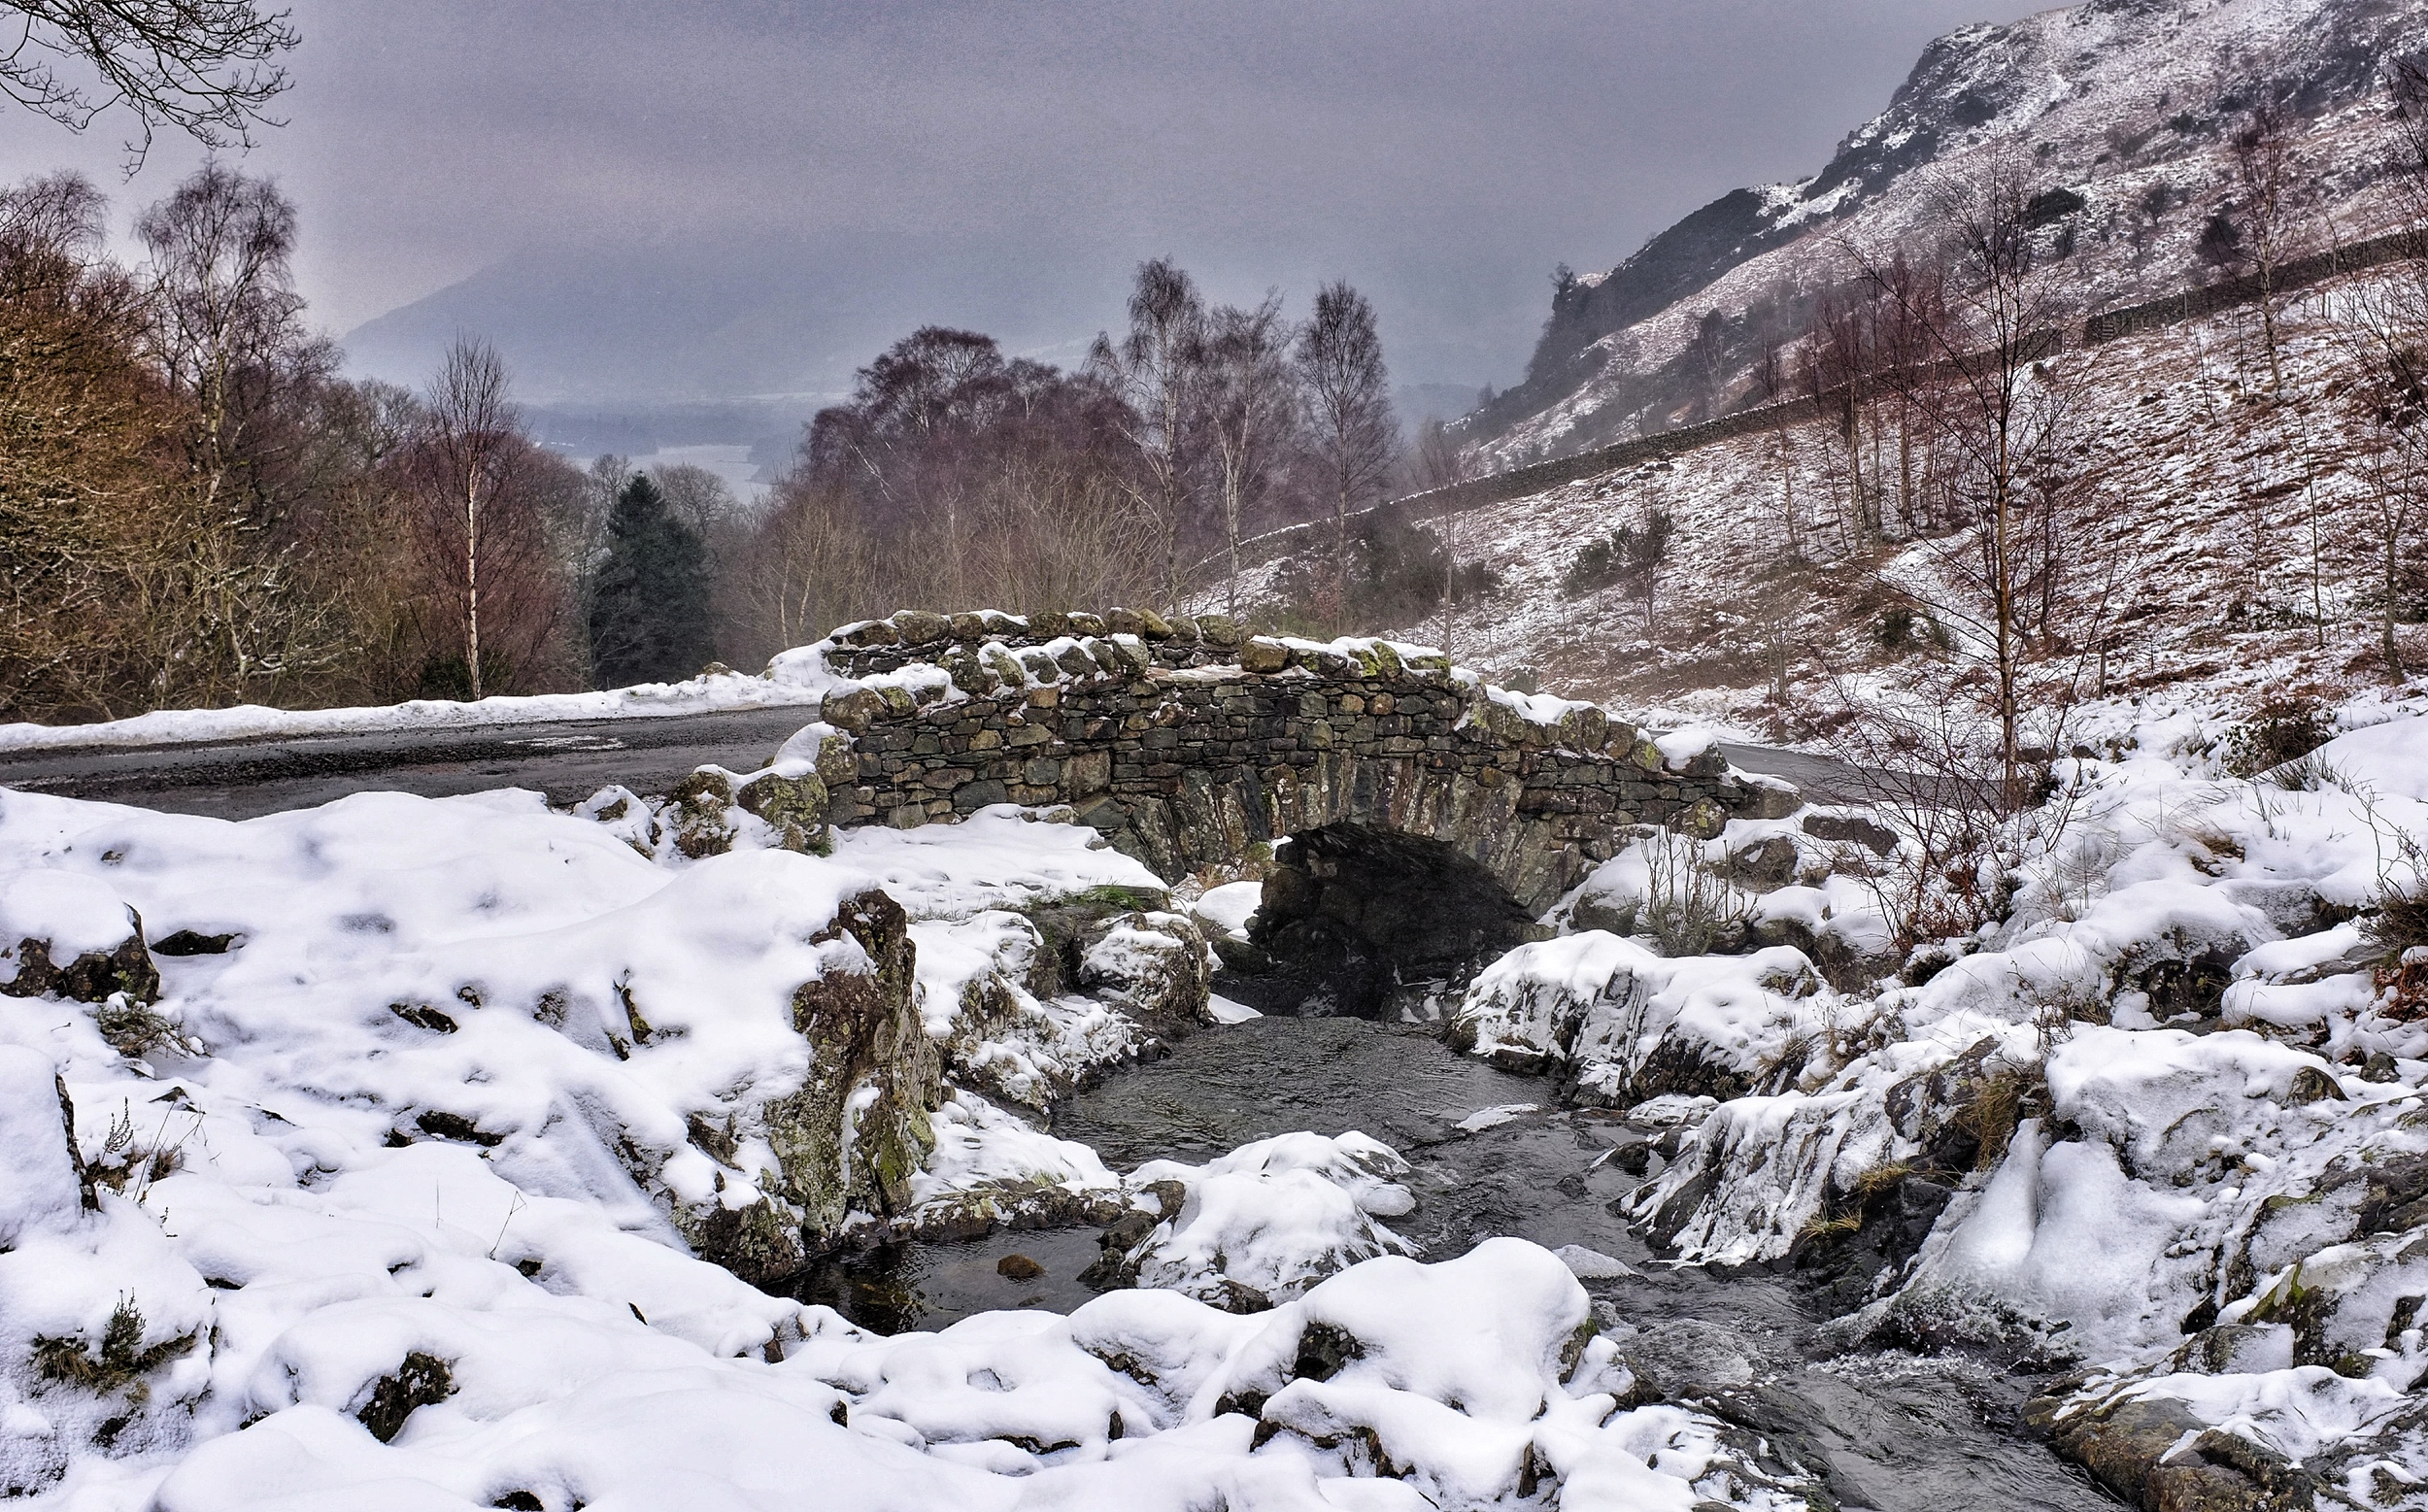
[[798, 1013, 2120, 1511]]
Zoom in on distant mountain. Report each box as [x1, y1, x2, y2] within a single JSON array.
[[1465, 0, 2428, 467], [338, 233, 1127, 407]]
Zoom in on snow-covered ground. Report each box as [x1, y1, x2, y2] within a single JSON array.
[[0, 770, 1806, 1509]]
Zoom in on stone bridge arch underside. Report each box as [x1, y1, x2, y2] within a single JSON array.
[[812, 609, 1787, 1002]]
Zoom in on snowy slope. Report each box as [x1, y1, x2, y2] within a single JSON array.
[[1474, 0, 2428, 467], [1256, 261, 2428, 756]]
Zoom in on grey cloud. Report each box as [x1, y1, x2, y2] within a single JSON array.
[[0, 0, 2042, 401]]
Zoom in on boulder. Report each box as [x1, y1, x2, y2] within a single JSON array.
[[1078, 911, 1213, 1029], [1238, 638, 1290, 673]]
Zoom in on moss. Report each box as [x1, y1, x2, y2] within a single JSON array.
[[1062, 884, 1170, 912], [1559, 1314, 1602, 1381]]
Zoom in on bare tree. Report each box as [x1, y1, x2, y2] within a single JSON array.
[[741, 475, 876, 662], [2343, 257, 2428, 682], [1852, 151, 2114, 809], [1414, 416, 1470, 655], [1089, 258, 1207, 608], [2227, 99, 2303, 390], [1, 0, 299, 167], [1204, 292, 1297, 617], [414, 337, 526, 701], [1297, 280, 1397, 633], [136, 160, 300, 521], [1752, 343, 1803, 560]]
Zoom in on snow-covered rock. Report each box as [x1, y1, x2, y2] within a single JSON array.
[[1450, 930, 1839, 1109], [1097, 1132, 1421, 1312]]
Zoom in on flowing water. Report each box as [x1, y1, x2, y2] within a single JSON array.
[[798, 1013, 2121, 1511]]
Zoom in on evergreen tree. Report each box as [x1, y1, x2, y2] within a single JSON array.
[[588, 472, 713, 687]]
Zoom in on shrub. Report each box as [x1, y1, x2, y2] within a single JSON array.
[[1268, 507, 1498, 631], [1636, 832, 1751, 957], [2224, 696, 2332, 777], [2368, 834, 2428, 1012], [33, 1297, 194, 1396]]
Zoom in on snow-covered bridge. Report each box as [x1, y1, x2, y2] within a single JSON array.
[[793, 607, 1792, 923]]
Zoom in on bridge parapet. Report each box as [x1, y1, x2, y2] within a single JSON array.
[[777, 608, 1792, 914]]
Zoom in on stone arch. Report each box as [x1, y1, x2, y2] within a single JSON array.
[[1242, 822, 1545, 1019]]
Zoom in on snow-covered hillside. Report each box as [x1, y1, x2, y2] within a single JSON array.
[[1472, 0, 2428, 466], [1265, 261, 2428, 756]]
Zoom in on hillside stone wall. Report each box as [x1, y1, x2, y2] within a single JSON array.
[[803, 608, 1792, 914]]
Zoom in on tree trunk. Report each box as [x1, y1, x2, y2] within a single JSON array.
[[464, 468, 484, 701]]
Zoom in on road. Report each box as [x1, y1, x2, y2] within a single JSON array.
[[0, 707, 825, 821], [0, 711, 1875, 823]]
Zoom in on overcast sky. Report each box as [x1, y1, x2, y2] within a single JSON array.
[[0, 0, 2044, 405]]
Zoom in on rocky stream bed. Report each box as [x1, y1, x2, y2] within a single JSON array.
[[801, 1010, 2122, 1512]]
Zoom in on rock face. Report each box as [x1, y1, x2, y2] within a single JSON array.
[[804, 611, 1769, 917], [678, 884, 941, 1282], [774, 890, 937, 1232]]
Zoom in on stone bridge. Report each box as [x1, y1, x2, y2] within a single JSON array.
[[778, 609, 1789, 1007]]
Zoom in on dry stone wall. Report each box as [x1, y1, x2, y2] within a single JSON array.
[[803, 608, 1792, 914]]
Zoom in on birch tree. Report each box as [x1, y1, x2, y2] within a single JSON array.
[[1204, 292, 1296, 617], [1296, 280, 1397, 633], [1088, 259, 1207, 608], [415, 337, 523, 701]]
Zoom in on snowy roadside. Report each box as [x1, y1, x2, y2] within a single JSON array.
[[0, 669, 833, 756]]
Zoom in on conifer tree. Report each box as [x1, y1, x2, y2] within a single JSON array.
[[588, 472, 713, 687]]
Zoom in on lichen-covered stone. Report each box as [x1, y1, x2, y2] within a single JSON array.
[[890, 609, 951, 645], [2, 921, 159, 1008], [763, 888, 941, 1242], [735, 768, 831, 854], [1677, 797, 1729, 840], [821, 687, 884, 732], [1238, 638, 1290, 673], [667, 769, 739, 858]]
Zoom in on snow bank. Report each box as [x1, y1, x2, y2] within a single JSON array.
[[0, 672, 827, 755], [1108, 1133, 1420, 1309], [1607, 717, 2428, 1494]]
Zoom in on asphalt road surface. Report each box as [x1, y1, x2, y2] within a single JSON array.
[[0, 710, 1877, 823], [0, 707, 826, 821]]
